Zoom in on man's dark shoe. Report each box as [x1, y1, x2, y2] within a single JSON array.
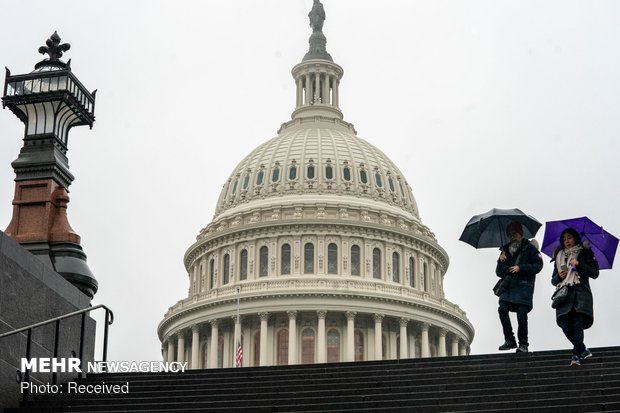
[[580, 349, 592, 360], [498, 341, 517, 351], [516, 344, 529, 353], [570, 355, 581, 366]]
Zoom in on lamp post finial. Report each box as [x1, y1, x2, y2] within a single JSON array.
[[38, 31, 71, 62]]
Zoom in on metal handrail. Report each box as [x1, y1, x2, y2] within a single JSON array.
[[0, 304, 113, 403]]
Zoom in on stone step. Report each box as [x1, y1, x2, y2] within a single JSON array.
[[8, 346, 620, 413]]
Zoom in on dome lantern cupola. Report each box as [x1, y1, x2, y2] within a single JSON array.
[[291, 0, 343, 121]]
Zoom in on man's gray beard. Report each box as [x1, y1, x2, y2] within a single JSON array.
[[508, 241, 520, 255]]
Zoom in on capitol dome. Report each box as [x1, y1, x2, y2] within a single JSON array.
[[158, 2, 473, 368]]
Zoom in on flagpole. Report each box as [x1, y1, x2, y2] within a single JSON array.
[[235, 286, 242, 367]]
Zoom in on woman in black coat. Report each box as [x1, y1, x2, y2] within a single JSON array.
[[551, 228, 599, 366]]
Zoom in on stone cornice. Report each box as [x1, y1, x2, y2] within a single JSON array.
[[157, 277, 474, 341]]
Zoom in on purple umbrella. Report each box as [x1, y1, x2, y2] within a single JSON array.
[[541, 216, 619, 270]]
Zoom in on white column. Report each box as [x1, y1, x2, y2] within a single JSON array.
[[409, 330, 416, 359], [209, 320, 219, 368], [459, 339, 468, 356], [374, 314, 384, 361], [296, 77, 303, 107], [166, 339, 175, 363], [421, 323, 430, 358], [191, 325, 201, 369], [346, 311, 356, 362], [162, 344, 168, 363], [176, 332, 185, 363], [287, 311, 298, 365], [333, 78, 340, 107], [304, 74, 311, 104], [317, 310, 327, 363], [259, 312, 269, 366], [438, 328, 447, 357], [399, 318, 409, 359], [451, 335, 459, 357], [322, 73, 329, 104]]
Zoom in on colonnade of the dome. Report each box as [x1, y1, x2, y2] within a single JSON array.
[[186, 230, 445, 297], [161, 310, 470, 369], [292, 60, 342, 113]]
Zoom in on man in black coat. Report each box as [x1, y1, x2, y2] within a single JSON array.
[[496, 221, 543, 353]]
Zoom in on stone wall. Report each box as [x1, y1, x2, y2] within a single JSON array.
[[0, 230, 96, 410]]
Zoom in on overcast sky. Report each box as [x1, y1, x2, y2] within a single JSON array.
[[1, 0, 619, 362]]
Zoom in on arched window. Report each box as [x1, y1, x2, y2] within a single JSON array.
[[382, 334, 387, 360], [301, 328, 315, 364], [409, 257, 415, 288], [373, 248, 382, 279], [277, 329, 289, 365], [242, 174, 250, 190], [239, 250, 248, 280], [399, 181, 406, 198], [289, 164, 298, 180], [343, 165, 352, 182], [325, 164, 334, 180], [202, 343, 209, 368], [217, 333, 224, 368], [223, 254, 230, 285], [229, 178, 238, 197], [281, 244, 291, 275], [392, 252, 400, 283], [271, 165, 280, 183], [350, 245, 361, 276], [209, 258, 215, 289], [307, 164, 315, 179], [200, 263, 205, 292], [327, 243, 338, 274], [423, 262, 428, 292], [327, 329, 340, 363], [304, 243, 314, 274], [256, 169, 264, 186], [354, 330, 365, 361], [375, 171, 383, 188], [360, 169, 368, 184], [259, 246, 268, 277], [253, 332, 260, 367], [388, 176, 395, 192]]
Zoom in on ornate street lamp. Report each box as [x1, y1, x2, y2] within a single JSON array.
[[2, 32, 98, 299]]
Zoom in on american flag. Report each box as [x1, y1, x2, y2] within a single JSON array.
[[235, 340, 243, 367]]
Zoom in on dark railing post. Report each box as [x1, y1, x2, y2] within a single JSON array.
[[78, 312, 86, 379], [101, 309, 110, 373], [23, 329, 32, 403], [52, 319, 60, 385]]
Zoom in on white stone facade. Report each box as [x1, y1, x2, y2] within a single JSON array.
[[158, 11, 474, 369]]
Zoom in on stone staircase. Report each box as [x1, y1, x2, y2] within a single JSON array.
[[7, 346, 620, 412]]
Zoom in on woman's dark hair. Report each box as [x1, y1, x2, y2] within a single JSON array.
[[560, 227, 582, 248]]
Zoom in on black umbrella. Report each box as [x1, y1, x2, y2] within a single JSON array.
[[459, 208, 542, 249]]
